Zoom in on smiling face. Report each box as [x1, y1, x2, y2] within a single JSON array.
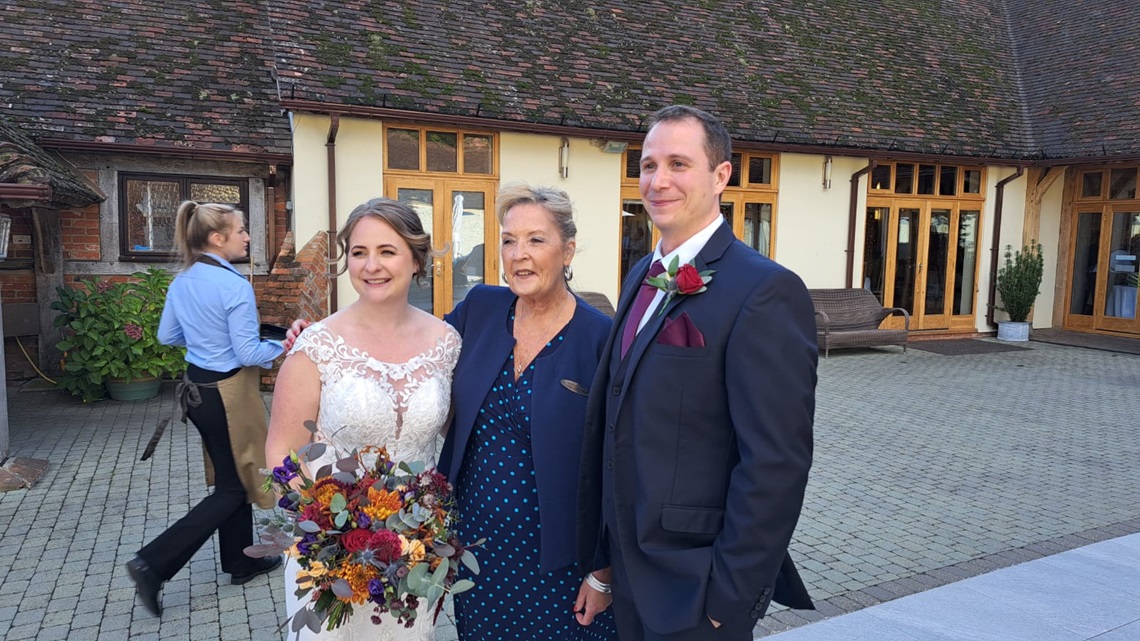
[[212, 212, 250, 262], [346, 215, 418, 305], [500, 202, 575, 303], [638, 117, 731, 253]]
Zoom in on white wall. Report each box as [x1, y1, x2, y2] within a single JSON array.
[[1035, 175, 1065, 328], [500, 133, 623, 305], [776, 154, 870, 288], [986, 167, 1027, 327]]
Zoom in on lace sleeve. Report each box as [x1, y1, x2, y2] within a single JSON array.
[[440, 325, 462, 376], [289, 322, 338, 382]]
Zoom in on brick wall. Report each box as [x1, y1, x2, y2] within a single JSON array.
[[254, 229, 330, 388], [60, 204, 101, 260]]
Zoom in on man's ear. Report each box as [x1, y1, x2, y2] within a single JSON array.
[[713, 160, 732, 193]]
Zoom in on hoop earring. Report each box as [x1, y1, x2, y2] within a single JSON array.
[[501, 272, 509, 284], [563, 265, 574, 282]]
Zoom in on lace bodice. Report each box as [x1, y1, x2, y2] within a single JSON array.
[[283, 321, 460, 641], [290, 321, 461, 470]]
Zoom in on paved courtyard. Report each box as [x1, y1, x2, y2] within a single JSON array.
[[0, 339, 1137, 640]]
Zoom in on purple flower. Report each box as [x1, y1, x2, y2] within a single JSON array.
[[278, 495, 294, 510], [356, 512, 371, 529], [368, 578, 385, 603], [296, 534, 319, 556], [281, 456, 300, 473], [272, 466, 297, 484]]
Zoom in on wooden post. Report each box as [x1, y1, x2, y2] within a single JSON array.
[[31, 207, 64, 374], [0, 286, 8, 462]]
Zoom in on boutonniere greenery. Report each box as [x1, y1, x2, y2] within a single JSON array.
[[645, 255, 715, 315]]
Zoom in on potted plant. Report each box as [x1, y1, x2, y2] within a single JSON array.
[[51, 268, 186, 402], [995, 242, 1044, 342]]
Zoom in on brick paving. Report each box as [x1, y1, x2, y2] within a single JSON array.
[[0, 340, 1137, 640]]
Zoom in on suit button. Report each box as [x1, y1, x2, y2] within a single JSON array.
[[606, 423, 615, 433], [606, 460, 614, 470], [611, 385, 621, 396]]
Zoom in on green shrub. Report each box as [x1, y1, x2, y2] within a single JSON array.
[[996, 242, 1044, 323], [51, 268, 186, 402]]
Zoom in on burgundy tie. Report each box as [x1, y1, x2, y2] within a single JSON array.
[[620, 260, 666, 358]]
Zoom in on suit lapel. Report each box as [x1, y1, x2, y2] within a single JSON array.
[[621, 224, 736, 382]]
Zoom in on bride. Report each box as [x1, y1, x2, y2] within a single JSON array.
[[266, 198, 461, 641]]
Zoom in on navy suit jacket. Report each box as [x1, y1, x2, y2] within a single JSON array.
[[576, 223, 817, 634], [440, 285, 612, 573]]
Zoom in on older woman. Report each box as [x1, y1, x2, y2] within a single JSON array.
[[439, 183, 616, 640]]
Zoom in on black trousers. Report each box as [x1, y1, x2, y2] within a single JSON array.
[[138, 365, 256, 581], [608, 542, 750, 641]]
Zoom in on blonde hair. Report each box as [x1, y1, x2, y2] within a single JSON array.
[[173, 201, 242, 268], [495, 182, 577, 245]]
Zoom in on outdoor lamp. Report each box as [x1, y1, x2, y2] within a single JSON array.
[[0, 213, 11, 261], [559, 138, 570, 178]]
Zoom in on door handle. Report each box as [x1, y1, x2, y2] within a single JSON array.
[[435, 260, 443, 277]]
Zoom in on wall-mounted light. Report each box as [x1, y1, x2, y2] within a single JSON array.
[[823, 156, 833, 190], [0, 213, 10, 261], [591, 139, 629, 154], [559, 138, 570, 178]]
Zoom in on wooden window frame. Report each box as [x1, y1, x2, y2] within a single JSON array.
[[117, 173, 248, 262], [867, 161, 986, 199], [383, 124, 499, 178]]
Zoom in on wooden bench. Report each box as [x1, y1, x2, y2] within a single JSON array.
[[809, 288, 909, 357]]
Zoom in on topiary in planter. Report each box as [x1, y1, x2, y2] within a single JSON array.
[[996, 242, 1044, 323]]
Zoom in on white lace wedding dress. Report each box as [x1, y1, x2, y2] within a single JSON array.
[[282, 321, 461, 641]]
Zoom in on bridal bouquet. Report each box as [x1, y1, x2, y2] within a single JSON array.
[[247, 429, 479, 635]]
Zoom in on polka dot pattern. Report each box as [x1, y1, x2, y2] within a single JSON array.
[[453, 311, 615, 640]]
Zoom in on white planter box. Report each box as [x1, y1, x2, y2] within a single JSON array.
[[997, 321, 1031, 342]]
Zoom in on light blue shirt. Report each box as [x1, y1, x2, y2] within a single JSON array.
[[158, 252, 284, 371], [636, 215, 725, 333]]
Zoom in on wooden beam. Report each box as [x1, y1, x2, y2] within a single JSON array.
[[1051, 169, 1079, 327], [1022, 167, 1065, 247], [30, 208, 64, 374]]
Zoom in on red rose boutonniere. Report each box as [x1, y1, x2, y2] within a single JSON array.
[[645, 255, 715, 315]]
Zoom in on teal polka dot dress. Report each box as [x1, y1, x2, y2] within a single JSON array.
[[454, 310, 616, 640]]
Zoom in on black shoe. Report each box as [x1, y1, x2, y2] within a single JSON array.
[[230, 555, 283, 585], [125, 556, 163, 617]]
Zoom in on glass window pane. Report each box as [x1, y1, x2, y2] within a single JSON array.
[[917, 164, 936, 195], [720, 202, 734, 228], [620, 201, 653, 285], [870, 165, 892, 190], [426, 131, 458, 172], [924, 210, 950, 314], [1109, 168, 1137, 200], [125, 179, 180, 253], [727, 153, 742, 187], [396, 188, 434, 314], [387, 128, 420, 170], [1069, 212, 1101, 315], [939, 166, 958, 196], [954, 211, 980, 314], [462, 135, 492, 174], [862, 207, 890, 303], [1104, 211, 1140, 318], [1081, 172, 1102, 198], [748, 156, 772, 185], [451, 190, 486, 306], [190, 183, 241, 204], [963, 169, 982, 194], [744, 202, 771, 257], [894, 164, 914, 194], [893, 208, 920, 312], [625, 149, 642, 179]]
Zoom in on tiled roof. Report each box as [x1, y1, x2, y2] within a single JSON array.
[[1005, 1, 1140, 160], [0, 116, 103, 208], [269, 0, 1035, 159], [0, 0, 290, 156]]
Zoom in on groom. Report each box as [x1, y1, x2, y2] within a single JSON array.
[[576, 105, 817, 640]]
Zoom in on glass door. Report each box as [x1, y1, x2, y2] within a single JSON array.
[[386, 177, 497, 317], [1095, 208, 1140, 333]]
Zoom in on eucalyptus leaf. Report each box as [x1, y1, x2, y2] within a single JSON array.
[[331, 578, 354, 599], [335, 457, 358, 473], [315, 464, 333, 479], [431, 558, 449, 585], [450, 579, 475, 594], [300, 442, 327, 461], [332, 471, 357, 484], [291, 610, 309, 632], [460, 550, 479, 575], [330, 493, 347, 513], [334, 510, 348, 528], [434, 542, 455, 557], [426, 585, 443, 609], [407, 562, 429, 590], [304, 609, 322, 634], [297, 520, 321, 533], [244, 542, 289, 557], [303, 419, 319, 434]]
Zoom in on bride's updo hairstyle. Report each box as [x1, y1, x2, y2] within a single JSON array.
[[335, 198, 433, 284], [173, 201, 242, 269]]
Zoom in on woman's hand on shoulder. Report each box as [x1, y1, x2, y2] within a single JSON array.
[[283, 318, 312, 352]]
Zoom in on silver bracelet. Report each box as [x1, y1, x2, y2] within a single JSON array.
[[585, 573, 611, 594]]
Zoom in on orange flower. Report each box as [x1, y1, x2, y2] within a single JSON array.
[[295, 560, 329, 591], [330, 562, 378, 604], [399, 535, 426, 566], [363, 487, 402, 522], [305, 478, 343, 508]]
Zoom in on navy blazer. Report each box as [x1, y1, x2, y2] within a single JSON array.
[[441, 285, 612, 573], [576, 223, 817, 634]]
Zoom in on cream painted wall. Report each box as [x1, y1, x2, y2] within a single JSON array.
[[775, 154, 870, 288], [987, 167, 1027, 327], [499, 133, 623, 305], [291, 115, 386, 310], [1034, 176, 1065, 328]]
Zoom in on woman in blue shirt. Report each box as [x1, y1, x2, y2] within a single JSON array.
[[125, 201, 284, 617]]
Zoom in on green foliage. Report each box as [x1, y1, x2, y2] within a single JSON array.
[[996, 242, 1045, 323], [50, 268, 185, 402]]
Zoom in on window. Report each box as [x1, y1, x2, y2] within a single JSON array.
[[385, 126, 495, 175], [867, 162, 985, 199], [118, 174, 247, 261]]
